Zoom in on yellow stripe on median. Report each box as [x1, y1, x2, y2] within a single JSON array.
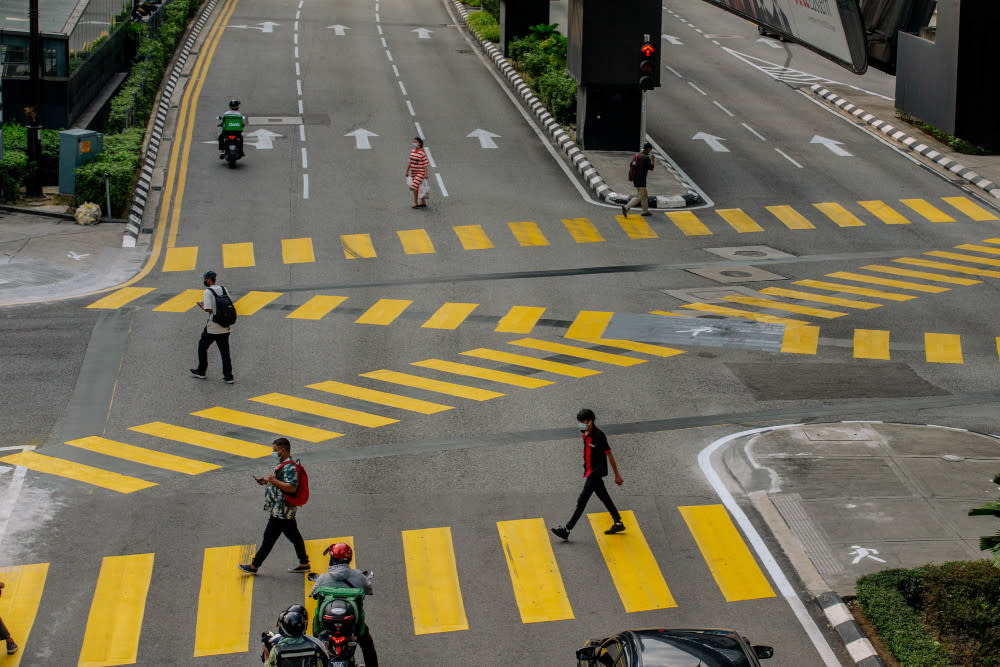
[[717, 208, 764, 233], [781, 325, 820, 355], [402, 527, 469, 635], [826, 271, 949, 293], [194, 545, 255, 656], [422, 302, 478, 329], [234, 291, 282, 315], [860, 264, 980, 285], [587, 511, 676, 613], [901, 198, 955, 222], [0, 451, 156, 493], [508, 221, 549, 246], [925, 333, 963, 363], [460, 348, 600, 377], [854, 329, 891, 360], [766, 205, 815, 230], [192, 407, 341, 442], [130, 422, 272, 457], [361, 369, 504, 401], [307, 380, 453, 414], [162, 246, 199, 271], [355, 298, 412, 325], [222, 242, 255, 268], [65, 436, 219, 475], [250, 393, 398, 428], [495, 306, 545, 334], [858, 200, 910, 224], [411, 359, 553, 388], [79, 553, 154, 667], [759, 287, 881, 310], [794, 279, 916, 301], [87, 287, 156, 309], [510, 338, 645, 366], [814, 202, 865, 227], [0, 562, 48, 667], [342, 233, 376, 259], [287, 295, 348, 320], [497, 518, 574, 623], [398, 229, 435, 255], [282, 237, 316, 264], [616, 215, 658, 239], [453, 224, 494, 250], [666, 211, 712, 235], [942, 196, 999, 221], [153, 288, 203, 312], [562, 217, 605, 243]]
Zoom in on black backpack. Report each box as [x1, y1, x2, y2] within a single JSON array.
[[211, 286, 237, 327], [273, 636, 329, 666]]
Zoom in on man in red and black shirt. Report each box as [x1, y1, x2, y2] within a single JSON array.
[[551, 408, 625, 540]]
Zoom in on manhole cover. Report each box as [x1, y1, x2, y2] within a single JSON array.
[[686, 266, 786, 283], [704, 245, 795, 261], [734, 250, 768, 257], [720, 270, 754, 278]]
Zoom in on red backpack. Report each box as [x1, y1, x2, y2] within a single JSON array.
[[279, 459, 310, 506], [627, 153, 639, 182]]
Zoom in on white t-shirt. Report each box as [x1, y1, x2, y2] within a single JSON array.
[[203, 285, 231, 334]]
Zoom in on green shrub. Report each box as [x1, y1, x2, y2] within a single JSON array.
[[857, 569, 951, 667], [481, 0, 499, 21], [2, 122, 27, 151], [0, 150, 28, 201], [467, 11, 499, 42], [508, 35, 539, 63], [917, 561, 1000, 665], [519, 48, 550, 79], [464, 0, 480, 6], [74, 151, 140, 215], [537, 69, 576, 124]]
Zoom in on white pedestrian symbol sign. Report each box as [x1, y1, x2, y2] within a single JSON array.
[[677, 326, 717, 337], [849, 545, 886, 564]]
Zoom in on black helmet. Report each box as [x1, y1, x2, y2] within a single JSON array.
[[321, 598, 357, 636], [229, 99, 240, 110], [277, 606, 308, 637]]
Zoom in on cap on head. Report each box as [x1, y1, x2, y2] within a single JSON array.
[[203, 270, 217, 281]]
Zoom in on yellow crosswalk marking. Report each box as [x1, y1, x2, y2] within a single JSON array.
[[616, 215, 659, 239], [153, 288, 203, 312], [130, 422, 272, 458], [782, 325, 820, 355], [795, 279, 916, 301], [234, 291, 282, 315], [355, 298, 412, 325], [87, 287, 156, 309], [562, 217, 605, 243], [860, 264, 980, 285], [398, 229, 435, 255], [759, 287, 881, 310], [925, 333, 963, 363], [587, 511, 676, 613], [766, 205, 815, 230], [342, 233, 376, 259], [0, 451, 156, 493], [422, 302, 478, 329], [250, 393, 398, 427], [194, 545, 255, 656], [723, 295, 846, 318], [678, 505, 775, 602], [681, 303, 807, 325], [826, 271, 949, 293], [814, 202, 865, 227], [858, 200, 910, 224], [163, 246, 199, 271], [402, 527, 469, 635], [565, 311, 612, 339], [510, 338, 645, 366], [508, 221, 549, 246], [943, 197, 999, 221], [307, 380, 453, 414], [453, 225, 493, 250], [649, 310, 691, 317], [955, 243, 1000, 256], [893, 257, 1000, 278], [361, 369, 504, 401], [79, 553, 154, 667], [666, 210, 712, 235], [282, 237, 316, 264], [65, 436, 219, 475], [287, 295, 348, 320], [192, 407, 341, 443], [854, 329, 890, 359], [497, 518, 574, 623], [222, 242, 255, 268], [460, 348, 600, 377], [303, 538, 353, 606], [996, 337, 1000, 362], [495, 306, 545, 334], [717, 208, 764, 232], [926, 250, 1000, 267], [0, 562, 48, 665], [901, 198, 955, 222], [411, 359, 553, 388]]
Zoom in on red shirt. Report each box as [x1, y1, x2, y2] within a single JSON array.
[[582, 426, 611, 477]]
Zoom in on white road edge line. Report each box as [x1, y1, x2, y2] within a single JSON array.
[[303, 173, 309, 199], [775, 148, 803, 168], [0, 465, 28, 552], [713, 100, 734, 117], [435, 172, 448, 197], [742, 122, 767, 141]]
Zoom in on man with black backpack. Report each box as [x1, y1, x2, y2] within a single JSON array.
[[190, 270, 236, 384], [621, 142, 655, 217]]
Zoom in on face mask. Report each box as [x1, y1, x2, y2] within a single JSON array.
[[578, 422, 588, 431], [412, 142, 419, 149], [271, 452, 281, 460], [203, 280, 210, 287]]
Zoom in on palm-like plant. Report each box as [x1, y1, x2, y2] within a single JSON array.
[[969, 473, 1000, 568]]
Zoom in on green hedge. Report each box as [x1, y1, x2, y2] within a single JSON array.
[[481, 0, 498, 21], [73, 128, 146, 213], [1, 123, 61, 194], [467, 11, 499, 43], [506, 30, 575, 126], [0, 150, 29, 200]]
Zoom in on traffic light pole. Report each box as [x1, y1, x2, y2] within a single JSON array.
[[639, 89, 647, 151]]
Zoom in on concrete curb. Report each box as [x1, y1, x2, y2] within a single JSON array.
[[816, 592, 886, 667], [809, 84, 1000, 200], [449, 2, 701, 208]]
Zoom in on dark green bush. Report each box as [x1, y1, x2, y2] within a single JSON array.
[[507, 35, 538, 63], [0, 150, 29, 201], [481, 0, 499, 21], [74, 151, 140, 214], [917, 561, 1000, 665], [857, 569, 951, 667], [467, 11, 499, 43], [537, 69, 576, 124]]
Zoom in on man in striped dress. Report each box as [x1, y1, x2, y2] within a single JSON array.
[[405, 137, 430, 208]]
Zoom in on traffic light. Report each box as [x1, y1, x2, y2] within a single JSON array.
[[638, 40, 656, 90]]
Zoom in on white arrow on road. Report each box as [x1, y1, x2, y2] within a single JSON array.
[[345, 129, 378, 150], [810, 135, 853, 157], [327, 24, 350, 35], [412, 27, 433, 39], [467, 129, 501, 149], [692, 132, 730, 152], [246, 128, 283, 150], [67, 251, 90, 260], [757, 37, 783, 49], [662, 34, 683, 45], [229, 21, 280, 32]]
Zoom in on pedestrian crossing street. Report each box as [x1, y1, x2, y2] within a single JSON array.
[[153, 195, 997, 270], [0, 505, 776, 663]]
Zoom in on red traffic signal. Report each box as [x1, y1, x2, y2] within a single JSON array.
[[640, 42, 656, 57]]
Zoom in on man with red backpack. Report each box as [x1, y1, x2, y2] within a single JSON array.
[[239, 437, 311, 574]]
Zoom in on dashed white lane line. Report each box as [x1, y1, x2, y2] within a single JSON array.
[[298, 99, 303, 114], [688, 81, 706, 95], [295, 10, 300, 19], [294, 33, 298, 45], [386, 50, 393, 62], [296, 80, 302, 96], [666, 65, 682, 78], [381, 36, 387, 47], [301, 147, 309, 169], [742, 122, 767, 141], [377, 24, 383, 35], [294, 46, 299, 58], [406, 100, 415, 116], [435, 172, 449, 197], [299, 125, 306, 142], [424, 146, 436, 168], [294, 20, 299, 30], [414, 121, 424, 137], [295, 62, 300, 76], [775, 147, 803, 168], [303, 173, 309, 199], [713, 100, 734, 116], [398, 81, 407, 95], [392, 64, 399, 77]]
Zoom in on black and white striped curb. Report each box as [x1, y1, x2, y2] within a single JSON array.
[[122, 0, 220, 247], [810, 84, 1000, 200], [816, 592, 885, 666], [450, 1, 700, 208]]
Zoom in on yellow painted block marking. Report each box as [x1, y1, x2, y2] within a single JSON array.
[[955, 243, 1000, 256], [222, 242, 255, 268], [679, 505, 775, 602], [342, 233, 376, 259], [597, 340, 686, 358], [925, 333, 963, 364], [453, 224, 493, 250], [250, 393, 398, 428], [130, 422, 272, 458], [795, 279, 916, 301], [497, 518, 574, 623], [826, 271, 949, 293], [814, 202, 865, 227], [287, 295, 348, 320], [402, 527, 469, 635], [860, 264, 980, 285], [766, 205, 815, 230], [0, 562, 48, 666], [281, 237, 316, 264], [495, 306, 546, 334], [854, 329, 891, 360], [422, 302, 479, 330], [996, 337, 1000, 362], [234, 291, 282, 315], [943, 197, 999, 221], [649, 310, 692, 317], [616, 215, 658, 239], [412, 359, 553, 388], [194, 545, 255, 656], [361, 369, 504, 401], [894, 257, 1000, 278], [587, 511, 676, 613], [65, 436, 219, 475], [153, 288, 203, 312], [79, 553, 154, 667], [723, 295, 846, 318], [398, 229, 436, 255], [858, 200, 911, 224], [983, 238, 1000, 245], [508, 221, 549, 246], [901, 198, 955, 222], [510, 338, 645, 366], [681, 303, 808, 326], [562, 217, 605, 243], [759, 287, 881, 310], [565, 311, 612, 340], [303, 537, 353, 607], [355, 298, 412, 325], [162, 246, 199, 271], [192, 407, 341, 443], [926, 250, 1000, 267], [460, 348, 600, 378], [86, 287, 156, 309], [717, 208, 764, 232], [666, 210, 712, 235], [782, 325, 820, 355], [307, 380, 453, 414], [0, 451, 156, 493]]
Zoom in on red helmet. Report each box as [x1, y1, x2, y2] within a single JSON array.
[[326, 542, 352, 563]]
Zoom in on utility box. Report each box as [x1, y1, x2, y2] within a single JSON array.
[[58, 129, 103, 195]]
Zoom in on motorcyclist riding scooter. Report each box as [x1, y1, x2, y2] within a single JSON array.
[[261, 604, 329, 666], [308, 543, 378, 666], [217, 99, 246, 164]]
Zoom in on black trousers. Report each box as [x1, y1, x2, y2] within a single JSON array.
[[358, 625, 378, 666], [251, 516, 308, 568], [0, 615, 10, 641], [566, 474, 621, 530], [196, 328, 232, 380]]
